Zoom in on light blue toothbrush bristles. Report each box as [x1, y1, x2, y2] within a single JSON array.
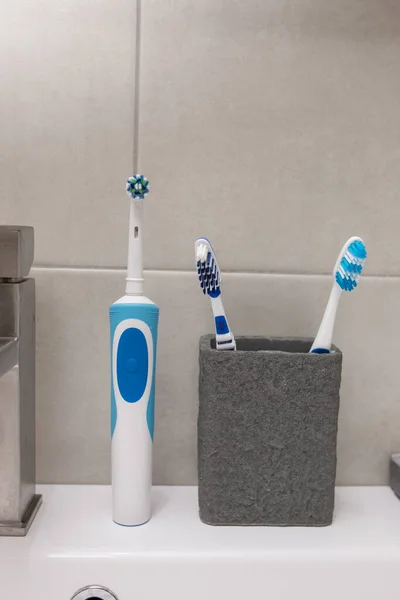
[[335, 239, 367, 292], [126, 174, 149, 200]]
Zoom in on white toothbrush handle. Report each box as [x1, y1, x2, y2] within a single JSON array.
[[210, 294, 236, 350], [310, 283, 342, 353], [112, 393, 152, 525]]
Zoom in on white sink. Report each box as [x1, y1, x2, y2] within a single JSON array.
[[1, 485, 400, 600]]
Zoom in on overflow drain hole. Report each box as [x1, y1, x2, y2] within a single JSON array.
[[71, 585, 118, 600]]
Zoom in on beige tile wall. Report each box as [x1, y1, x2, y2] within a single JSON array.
[[2, 0, 400, 484]]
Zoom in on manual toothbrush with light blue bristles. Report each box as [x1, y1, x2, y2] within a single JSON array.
[[310, 236, 367, 354], [195, 238, 236, 350]]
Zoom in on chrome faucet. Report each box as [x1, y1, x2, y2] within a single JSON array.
[[0, 226, 41, 535]]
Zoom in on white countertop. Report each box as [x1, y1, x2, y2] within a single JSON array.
[[2, 485, 400, 600]]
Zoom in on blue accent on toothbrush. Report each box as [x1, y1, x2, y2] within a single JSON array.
[[311, 348, 330, 354], [109, 303, 159, 439], [348, 239, 367, 260], [111, 375, 117, 437], [116, 328, 149, 404], [209, 288, 221, 298], [336, 239, 367, 292], [215, 315, 229, 335], [218, 339, 235, 346], [340, 257, 362, 274], [336, 272, 357, 291]]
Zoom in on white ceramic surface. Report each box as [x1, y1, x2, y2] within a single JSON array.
[[1, 485, 400, 600]]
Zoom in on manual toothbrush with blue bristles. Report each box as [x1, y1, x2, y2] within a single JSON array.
[[195, 238, 236, 350], [310, 236, 367, 354]]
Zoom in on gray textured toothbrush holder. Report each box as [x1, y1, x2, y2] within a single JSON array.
[[198, 335, 343, 526]]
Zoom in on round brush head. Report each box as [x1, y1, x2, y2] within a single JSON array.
[[126, 174, 149, 200]]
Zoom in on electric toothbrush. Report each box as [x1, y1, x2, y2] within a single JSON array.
[[109, 175, 159, 526]]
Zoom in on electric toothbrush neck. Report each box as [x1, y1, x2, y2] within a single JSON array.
[[125, 199, 144, 296]]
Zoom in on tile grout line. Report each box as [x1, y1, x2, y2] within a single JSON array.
[[31, 265, 400, 281], [132, 0, 141, 173]]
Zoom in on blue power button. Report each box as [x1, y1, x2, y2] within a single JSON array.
[[117, 328, 149, 403], [126, 357, 139, 373]]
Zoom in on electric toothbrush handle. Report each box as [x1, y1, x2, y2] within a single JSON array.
[[110, 303, 159, 526]]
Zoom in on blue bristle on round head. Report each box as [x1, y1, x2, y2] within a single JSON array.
[[126, 174, 149, 200], [335, 238, 367, 291], [196, 245, 221, 298]]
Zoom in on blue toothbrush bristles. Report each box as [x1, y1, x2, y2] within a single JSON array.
[[347, 239, 367, 260], [336, 239, 367, 291], [126, 174, 149, 200], [196, 243, 221, 297]]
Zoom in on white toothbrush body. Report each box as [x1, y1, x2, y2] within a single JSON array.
[[310, 284, 342, 353]]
